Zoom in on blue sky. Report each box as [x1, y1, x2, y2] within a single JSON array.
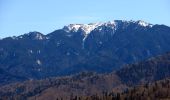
[[0, 0, 170, 38]]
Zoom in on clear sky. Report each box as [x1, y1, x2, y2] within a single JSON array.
[[0, 0, 170, 38]]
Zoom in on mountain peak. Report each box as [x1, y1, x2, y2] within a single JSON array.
[[62, 21, 118, 44], [63, 23, 103, 35], [136, 20, 153, 27], [62, 21, 120, 35], [17, 31, 46, 40], [62, 20, 153, 35]]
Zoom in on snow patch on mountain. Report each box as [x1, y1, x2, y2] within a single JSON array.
[[136, 20, 153, 27], [63, 21, 118, 38], [63, 21, 119, 49], [27, 32, 46, 40], [63, 23, 103, 35]]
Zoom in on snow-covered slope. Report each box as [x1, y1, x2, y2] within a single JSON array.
[[62, 20, 153, 45], [63, 20, 152, 36], [63, 21, 118, 35]]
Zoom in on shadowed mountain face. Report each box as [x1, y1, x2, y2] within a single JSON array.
[[1, 52, 170, 99], [117, 52, 170, 86], [0, 68, 27, 86], [0, 20, 170, 85]]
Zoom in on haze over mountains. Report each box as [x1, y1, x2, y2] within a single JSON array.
[[0, 20, 170, 86]]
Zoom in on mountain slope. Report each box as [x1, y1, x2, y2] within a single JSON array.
[[117, 52, 170, 85], [0, 68, 27, 86], [1, 52, 170, 99], [0, 20, 170, 85], [117, 78, 170, 100], [61, 78, 170, 100], [0, 72, 124, 100]]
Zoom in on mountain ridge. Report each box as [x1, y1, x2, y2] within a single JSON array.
[[2, 20, 154, 40], [0, 20, 170, 85]]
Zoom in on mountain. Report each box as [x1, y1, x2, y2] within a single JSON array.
[[0, 68, 27, 86], [1, 20, 170, 85], [1, 51, 170, 99], [117, 52, 170, 85]]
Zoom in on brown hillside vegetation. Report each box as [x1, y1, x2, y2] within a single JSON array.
[[1, 52, 170, 100], [117, 52, 170, 86], [0, 72, 125, 100], [52, 78, 170, 100], [119, 78, 170, 100]]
